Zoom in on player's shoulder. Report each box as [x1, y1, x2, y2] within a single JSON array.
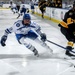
[[13, 20, 22, 27]]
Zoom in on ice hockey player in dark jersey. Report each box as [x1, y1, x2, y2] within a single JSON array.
[[58, 3, 75, 57]]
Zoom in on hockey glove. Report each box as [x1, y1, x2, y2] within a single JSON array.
[[1, 35, 7, 46], [66, 46, 73, 51], [66, 46, 75, 56], [40, 33, 46, 42]]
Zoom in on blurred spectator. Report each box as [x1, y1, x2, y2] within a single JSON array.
[[55, 0, 62, 8], [47, 0, 62, 8], [47, 0, 55, 7], [38, 0, 47, 18]]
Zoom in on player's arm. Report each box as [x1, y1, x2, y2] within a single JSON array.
[[58, 12, 68, 28], [32, 22, 47, 42], [1, 27, 13, 46]]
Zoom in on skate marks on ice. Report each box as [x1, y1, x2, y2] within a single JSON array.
[[7, 71, 20, 75], [1, 53, 75, 75], [0, 59, 20, 75], [0, 52, 75, 75], [0, 53, 66, 60], [0, 52, 74, 60], [0, 52, 74, 61]]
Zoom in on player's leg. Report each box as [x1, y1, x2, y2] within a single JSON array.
[[27, 31, 53, 54], [15, 34, 39, 56], [60, 27, 75, 56], [17, 13, 21, 19], [17, 9, 24, 19], [34, 38, 53, 54]]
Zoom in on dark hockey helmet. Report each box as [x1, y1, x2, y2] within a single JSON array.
[[23, 14, 31, 20], [23, 14, 31, 25], [73, 3, 75, 7]]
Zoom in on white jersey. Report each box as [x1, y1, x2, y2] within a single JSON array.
[[11, 3, 16, 8], [4, 20, 41, 36]]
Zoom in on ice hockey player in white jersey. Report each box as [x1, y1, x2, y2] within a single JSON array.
[[10, 3, 18, 14], [17, 5, 28, 19], [0, 14, 53, 57]]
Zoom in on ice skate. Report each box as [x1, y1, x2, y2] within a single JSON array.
[[65, 50, 75, 57], [43, 43, 53, 55], [33, 48, 39, 57]]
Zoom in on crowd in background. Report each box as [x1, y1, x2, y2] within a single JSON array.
[[0, 0, 75, 9], [39, 0, 62, 8], [38, 0, 62, 18]]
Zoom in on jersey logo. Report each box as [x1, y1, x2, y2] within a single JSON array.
[[16, 23, 20, 27], [69, 12, 73, 16]]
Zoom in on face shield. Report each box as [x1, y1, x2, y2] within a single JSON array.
[[23, 19, 30, 25], [23, 14, 31, 25]]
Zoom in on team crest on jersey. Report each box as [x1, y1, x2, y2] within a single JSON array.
[[16, 23, 20, 27], [69, 12, 73, 16]]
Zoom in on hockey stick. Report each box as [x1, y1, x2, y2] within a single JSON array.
[[47, 40, 75, 53]]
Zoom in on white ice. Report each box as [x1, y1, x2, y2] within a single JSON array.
[[0, 9, 75, 75]]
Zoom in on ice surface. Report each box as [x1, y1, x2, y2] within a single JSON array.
[[0, 9, 75, 75]]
